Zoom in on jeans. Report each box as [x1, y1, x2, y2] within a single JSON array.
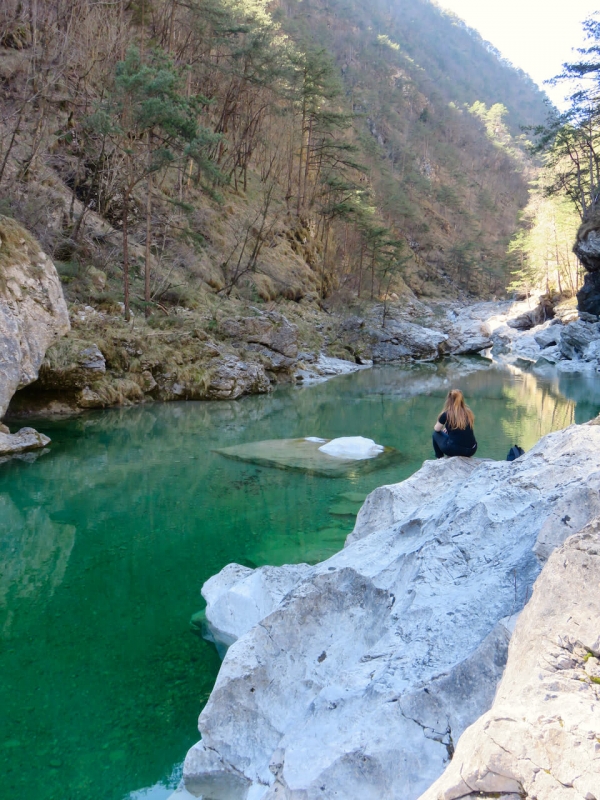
[[432, 431, 477, 459]]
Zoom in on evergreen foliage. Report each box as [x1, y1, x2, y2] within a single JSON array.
[[511, 12, 600, 294], [0, 0, 550, 310]]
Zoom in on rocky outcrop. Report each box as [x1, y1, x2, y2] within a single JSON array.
[[559, 319, 600, 360], [0, 426, 50, 456], [172, 423, 600, 800], [336, 307, 493, 365], [0, 216, 70, 418], [221, 313, 299, 360], [576, 270, 600, 316], [506, 297, 554, 330], [368, 320, 448, 362], [420, 520, 600, 800], [575, 203, 600, 315], [203, 357, 271, 400], [471, 295, 600, 372]]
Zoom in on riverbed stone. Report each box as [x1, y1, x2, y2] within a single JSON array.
[[0, 216, 70, 418], [419, 519, 600, 800], [369, 320, 448, 362], [560, 320, 600, 360], [176, 422, 600, 800], [583, 338, 600, 362], [0, 426, 50, 455], [443, 320, 492, 355], [534, 322, 561, 349], [220, 313, 299, 359], [205, 357, 271, 400]]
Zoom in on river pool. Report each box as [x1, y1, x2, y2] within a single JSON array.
[[1, 357, 600, 800]]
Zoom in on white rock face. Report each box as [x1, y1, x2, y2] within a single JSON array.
[[202, 563, 311, 648], [420, 519, 600, 800], [175, 423, 600, 800], [0, 217, 70, 418], [318, 436, 384, 460]]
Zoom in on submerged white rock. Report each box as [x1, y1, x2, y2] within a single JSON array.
[[216, 437, 396, 477], [173, 422, 600, 800], [317, 436, 384, 460]]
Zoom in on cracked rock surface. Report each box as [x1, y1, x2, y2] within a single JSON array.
[[420, 519, 600, 800], [0, 216, 70, 418], [172, 423, 600, 800]]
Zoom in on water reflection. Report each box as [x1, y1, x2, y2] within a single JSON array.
[[0, 496, 76, 638], [1, 358, 600, 800]]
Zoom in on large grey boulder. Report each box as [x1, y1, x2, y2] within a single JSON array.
[[559, 320, 600, 360], [534, 321, 561, 349], [205, 356, 271, 400], [0, 216, 70, 418], [444, 321, 492, 355], [420, 520, 600, 800], [173, 423, 600, 800], [369, 320, 448, 362], [221, 313, 299, 359], [0, 426, 50, 456]]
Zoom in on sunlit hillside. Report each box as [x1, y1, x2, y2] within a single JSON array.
[[0, 0, 549, 312]]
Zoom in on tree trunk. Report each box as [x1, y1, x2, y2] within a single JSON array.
[[370, 248, 376, 300], [145, 174, 152, 317], [123, 184, 131, 321], [297, 92, 306, 217]]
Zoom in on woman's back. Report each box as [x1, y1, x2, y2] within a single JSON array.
[[433, 389, 477, 459]]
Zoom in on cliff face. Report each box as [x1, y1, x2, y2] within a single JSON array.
[[171, 422, 600, 800], [0, 216, 70, 419], [575, 203, 600, 316], [421, 519, 600, 800]]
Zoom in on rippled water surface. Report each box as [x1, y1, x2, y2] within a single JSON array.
[[2, 358, 600, 800]]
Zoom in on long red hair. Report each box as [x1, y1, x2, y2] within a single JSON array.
[[442, 389, 474, 430]]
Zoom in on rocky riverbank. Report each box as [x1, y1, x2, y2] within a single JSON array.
[[4, 291, 495, 418], [0, 214, 494, 420], [170, 420, 600, 800], [3, 213, 599, 431]]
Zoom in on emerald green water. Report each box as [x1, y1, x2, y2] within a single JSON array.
[[1, 358, 600, 800]]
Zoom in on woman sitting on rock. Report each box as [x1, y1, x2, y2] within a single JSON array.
[[432, 389, 478, 459]]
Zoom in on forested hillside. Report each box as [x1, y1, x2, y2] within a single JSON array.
[[0, 0, 549, 318]]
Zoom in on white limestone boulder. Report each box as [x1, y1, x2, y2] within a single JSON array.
[[420, 519, 600, 800], [202, 563, 311, 648], [443, 310, 493, 355], [175, 423, 600, 800]]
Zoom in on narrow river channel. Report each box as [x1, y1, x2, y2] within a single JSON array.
[[1, 357, 599, 800]]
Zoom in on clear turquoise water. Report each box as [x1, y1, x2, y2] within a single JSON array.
[[1, 358, 600, 800]]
